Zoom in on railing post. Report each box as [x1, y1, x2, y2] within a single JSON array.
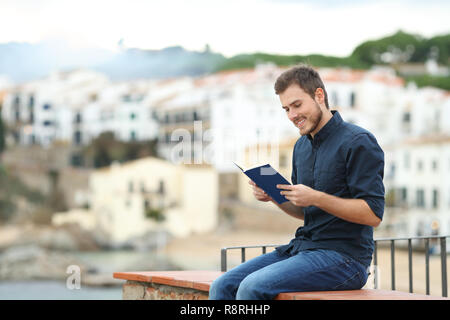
[[391, 240, 396, 291], [425, 238, 430, 295], [241, 248, 246, 264], [408, 239, 413, 293], [221, 248, 227, 272], [441, 237, 447, 297], [374, 240, 378, 289]]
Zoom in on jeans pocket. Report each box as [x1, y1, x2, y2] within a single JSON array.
[[332, 272, 362, 290], [332, 261, 367, 290]]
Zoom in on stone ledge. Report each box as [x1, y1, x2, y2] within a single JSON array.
[[114, 270, 450, 300], [123, 281, 209, 300], [275, 289, 449, 300]]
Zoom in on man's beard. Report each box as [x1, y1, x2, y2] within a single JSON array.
[[299, 102, 323, 136]]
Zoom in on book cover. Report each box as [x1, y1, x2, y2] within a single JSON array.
[[233, 162, 291, 204]]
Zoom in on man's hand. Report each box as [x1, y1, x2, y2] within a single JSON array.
[[249, 180, 273, 202], [277, 184, 318, 207], [277, 183, 381, 227]]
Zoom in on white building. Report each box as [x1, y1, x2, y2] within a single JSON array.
[[88, 157, 218, 246], [1, 69, 160, 147], [384, 136, 450, 238], [154, 64, 299, 173], [321, 66, 405, 146], [2, 69, 109, 146]]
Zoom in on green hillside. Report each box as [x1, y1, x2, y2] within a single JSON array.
[[214, 30, 450, 90]]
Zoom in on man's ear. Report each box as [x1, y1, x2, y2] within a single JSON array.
[[314, 88, 325, 104]]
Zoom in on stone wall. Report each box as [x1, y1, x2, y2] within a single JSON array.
[[122, 280, 209, 300]]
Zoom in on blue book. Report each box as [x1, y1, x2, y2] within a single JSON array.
[[233, 162, 291, 204]]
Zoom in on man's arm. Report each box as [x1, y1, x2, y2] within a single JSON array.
[[271, 199, 304, 220], [278, 184, 381, 227], [313, 191, 380, 227]]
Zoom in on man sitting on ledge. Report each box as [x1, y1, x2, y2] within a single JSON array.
[[209, 65, 385, 300]]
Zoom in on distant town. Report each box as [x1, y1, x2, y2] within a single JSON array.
[[1, 62, 450, 250]]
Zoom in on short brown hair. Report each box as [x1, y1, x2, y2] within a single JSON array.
[[274, 64, 329, 109]]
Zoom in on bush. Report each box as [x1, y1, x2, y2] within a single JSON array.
[[145, 208, 165, 222]]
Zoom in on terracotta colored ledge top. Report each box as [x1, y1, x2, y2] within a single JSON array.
[[113, 271, 450, 300], [113, 270, 224, 292], [276, 289, 450, 300]]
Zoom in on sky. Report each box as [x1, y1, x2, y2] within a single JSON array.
[[1, 0, 449, 57]]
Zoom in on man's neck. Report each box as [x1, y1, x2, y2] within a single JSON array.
[[310, 110, 333, 139]]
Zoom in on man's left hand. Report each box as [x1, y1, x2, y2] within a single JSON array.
[[277, 184, 319, 207]]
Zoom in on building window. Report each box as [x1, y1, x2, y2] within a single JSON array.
[[350, 92, 355, 108], [128, 181, 134, 193], [75, 112, 82, 124], [432, 189, 439, 209], [28, 95, 35, 108], [70, 153, 84, 167], [43, 120, 53, 126], [130, 113, 137, 120], [332, 91, 339, 106], [400, 187, 408, 204], [13, 95, 20, 107], [74, 131, 82, 145], [416, 189, 425, 208], [417, 160, 423, 172], [432, 160, 438, 171], [130, 130, 137, 141], [43, 103, 51, 110], [403, 112, 411, 123], [158, 180, 165, 195], [388, 163, 396, 179], [14, 107, 20, 122], [404, 152, 410, 169]]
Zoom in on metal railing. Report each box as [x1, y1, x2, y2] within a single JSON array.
[[220, 235, 449, 297]]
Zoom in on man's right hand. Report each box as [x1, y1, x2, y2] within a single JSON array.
[[249, 180, 273, 202]]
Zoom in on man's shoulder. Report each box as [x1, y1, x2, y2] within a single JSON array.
[[339, 120, 377, 142]]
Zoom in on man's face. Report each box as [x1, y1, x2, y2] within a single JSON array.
[[279, 84, 323, 136]]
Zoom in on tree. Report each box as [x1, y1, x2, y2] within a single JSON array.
[[82, 131, 159, 168], [0, 108, 5, 157]]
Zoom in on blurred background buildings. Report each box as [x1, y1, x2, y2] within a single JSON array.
[[2, 62, 450, 246], [0, 0, 449, 298]]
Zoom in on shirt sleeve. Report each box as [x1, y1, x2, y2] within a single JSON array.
[[345, 133, 385, 220], [291, 139, 299, 184]]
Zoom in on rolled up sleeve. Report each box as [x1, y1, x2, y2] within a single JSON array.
[[345, 133, 385, 220]]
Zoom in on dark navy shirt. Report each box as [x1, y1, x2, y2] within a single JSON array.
[[276, 110, 385, 268]]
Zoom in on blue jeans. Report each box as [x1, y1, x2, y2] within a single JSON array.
[[209, 249, 369, 300]]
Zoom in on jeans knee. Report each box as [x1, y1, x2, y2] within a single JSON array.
[[236, 275, 265, 300], [209, 274, 236, 300], [208, 277, 222, 300]]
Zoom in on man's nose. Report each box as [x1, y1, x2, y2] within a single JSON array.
[[288, 109, 297, 121]]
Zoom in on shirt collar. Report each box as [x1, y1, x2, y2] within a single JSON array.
[[306, 110, 342, 145]]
